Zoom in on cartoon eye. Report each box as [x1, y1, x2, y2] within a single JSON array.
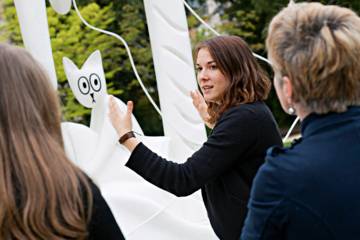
[[89, 73, 101, 92], [78, 77, 90, 95]]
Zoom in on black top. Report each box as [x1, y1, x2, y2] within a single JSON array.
[[126, 101, 282, 240], [87, 179, 125, 240], [13, 176, 124, 239], [241, 106, 360, 240]]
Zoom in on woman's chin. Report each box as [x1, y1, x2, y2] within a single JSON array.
[[203, 94, 213, 102], [204, 95, 220, 103], [204, 97, 213, 102]]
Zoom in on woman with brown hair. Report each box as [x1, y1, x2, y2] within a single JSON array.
[[241, 2, 360, 239], [0, 43, 125, 239], [109, 35, 282, 239]]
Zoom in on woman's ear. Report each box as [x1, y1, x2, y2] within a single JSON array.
[[282, 76, 293, 102]]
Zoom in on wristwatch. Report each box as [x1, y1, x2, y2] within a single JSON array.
[[119, 131, 136, 144]]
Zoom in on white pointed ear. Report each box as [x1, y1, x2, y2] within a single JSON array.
[[48, 0, 72, 15], [83, 50, 103, 69], [63, 57, 79, 74]]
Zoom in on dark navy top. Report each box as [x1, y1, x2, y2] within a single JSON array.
[[241, 106, 360, 240]]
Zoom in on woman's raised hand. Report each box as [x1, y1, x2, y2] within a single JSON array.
[[108, 96, 133, 138], [190, 90, 214, 129]]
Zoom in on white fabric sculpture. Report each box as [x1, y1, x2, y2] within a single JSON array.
[[61, 50, 216, 239], [62, 50, 144, 178], [144, 0, 207, 162]]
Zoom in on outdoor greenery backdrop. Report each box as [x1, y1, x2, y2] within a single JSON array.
[[1, 0, 359, 135]]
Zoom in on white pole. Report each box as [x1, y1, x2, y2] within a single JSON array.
[[13, 0, 58, 89]]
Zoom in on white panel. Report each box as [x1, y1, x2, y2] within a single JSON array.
[[13, 0, 57, 89], [143, 0, 207, 162]]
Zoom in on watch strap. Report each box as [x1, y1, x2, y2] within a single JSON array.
[[119, 131, 136, 144]]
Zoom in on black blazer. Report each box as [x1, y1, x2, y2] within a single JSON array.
[[242, 106, 360, 240]]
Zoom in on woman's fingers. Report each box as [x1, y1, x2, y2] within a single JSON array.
[[190, 90, 196, 103], [196, 90, 206, 105], [190, 90, 211, 125], [191, 90, 201, 109], [108, 96, 121, 132], [108, 96, 134, 136], [127, 101, 133, 115], [192, 90, 206, 111], [125, 101, 133, 127]]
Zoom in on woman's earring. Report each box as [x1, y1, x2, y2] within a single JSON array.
[[286, 97, 296, 115], [287, 106, 296, 115]]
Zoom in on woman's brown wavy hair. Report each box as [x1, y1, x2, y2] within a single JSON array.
[[0, 44, 92, 239], [194, 36, 271, 124]]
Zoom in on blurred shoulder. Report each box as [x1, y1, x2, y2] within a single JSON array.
[[266, 138, 303, 166], [260, 138, 306, 186]]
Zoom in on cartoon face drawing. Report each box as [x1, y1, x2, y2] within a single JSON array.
[[63, 50, 107, 108]]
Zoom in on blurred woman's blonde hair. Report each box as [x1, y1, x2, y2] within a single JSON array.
[[267, 2, 360, 114]]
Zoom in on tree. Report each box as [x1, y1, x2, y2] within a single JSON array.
[[3, 0, 359, 134], [113, 2, 163, 135]]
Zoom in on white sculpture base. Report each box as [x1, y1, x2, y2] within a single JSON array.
[[61, 122, 217, 239]]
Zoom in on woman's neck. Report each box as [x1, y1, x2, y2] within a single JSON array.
[[294, 103, 311, 121]]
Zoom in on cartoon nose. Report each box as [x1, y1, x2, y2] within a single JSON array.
[[90, 93, 96, 103]]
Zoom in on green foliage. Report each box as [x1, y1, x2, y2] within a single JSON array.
[[0, 0, 21, 43], [186, 7, 219, 47], [219, 9, 264, 51], [283, 140, 292, 148], [3, 0, 360, 136]]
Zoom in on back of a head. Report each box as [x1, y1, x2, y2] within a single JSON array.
[[267, 2, 360, 113], [0, 44, 92, 239], [0, 44, 61, 137]]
